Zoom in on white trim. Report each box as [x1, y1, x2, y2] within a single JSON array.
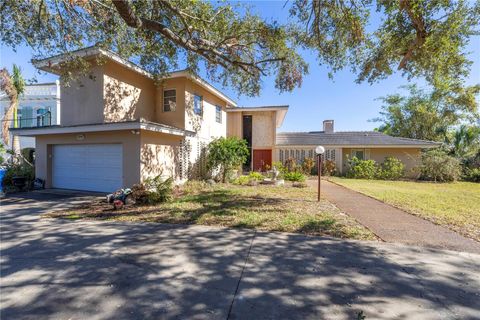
[[11, 121, 186, 137], [226, 107, 288, 112]]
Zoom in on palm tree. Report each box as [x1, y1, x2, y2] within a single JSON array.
[[1, 64, 25, 153], [450, 125, 480, 158]]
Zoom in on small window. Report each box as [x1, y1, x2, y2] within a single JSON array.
[[194, 94, 203, 116], [163, 89, 176, 112], [352, 149, 365, 160], [215, 106, 222, 123]]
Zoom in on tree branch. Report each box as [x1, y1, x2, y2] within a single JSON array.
[[398, 0, 428, 70], [112, 0, 283, 76]]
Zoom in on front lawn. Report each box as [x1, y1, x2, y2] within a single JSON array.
[[330, 178, 480, 241], [45, 182, 375, 240]]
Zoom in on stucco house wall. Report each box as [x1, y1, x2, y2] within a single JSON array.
[[60, 60, 156, 126], [60, 64, 104, 126], [342, 147, 422, 177], [252, 111, 275, 149], [34, 131, 141, 188], [155, 77, 186, 129], [140, 130, 182, 182], [103, 61, 156, 123]]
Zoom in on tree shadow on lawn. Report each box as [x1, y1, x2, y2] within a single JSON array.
[[2, 193, 480, 319], [43, 189, 359, 238], [49, 189, 286, 222]]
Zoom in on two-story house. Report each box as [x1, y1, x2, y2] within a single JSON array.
[[11, 47, 438, 192], [11, 47, 286, 192]]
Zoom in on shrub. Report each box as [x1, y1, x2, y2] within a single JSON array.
[[346, 157, 377, 179], [207, 137, 249, 183], [284, 157, 298, 173], [248, 171, 264, 181], [377, 157, 405, 180], [1, 159, 35, 191], [144, 175, 174, 203], [232, 175, 250, 185], [272, 161, 287, 175], [463, 168, 480, 182], [322, 160, 336, 176], [420, 149, 461, 182], [284, 171, 306, 182], [302, 157, 315, 175]]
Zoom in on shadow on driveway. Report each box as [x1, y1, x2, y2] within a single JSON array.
[[1, 193, 479, 319]]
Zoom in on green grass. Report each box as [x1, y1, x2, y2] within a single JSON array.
[[330, 177, 480, 241], [44, 181, 375, 240]]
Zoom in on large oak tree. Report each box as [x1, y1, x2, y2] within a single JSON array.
[[1, 0, 479, 97]]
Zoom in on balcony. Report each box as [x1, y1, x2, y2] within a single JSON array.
[[9, 111, 53, 129]]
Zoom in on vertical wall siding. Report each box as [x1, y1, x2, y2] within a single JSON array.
[[277, 148, 338, 164]]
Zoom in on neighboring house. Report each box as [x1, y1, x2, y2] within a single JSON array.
[[0, 81, 60, 149], [11, 47, 437, 192], [276, 120, 439, 177]]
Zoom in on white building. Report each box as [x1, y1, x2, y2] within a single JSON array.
[[0, 81, 60, 149]]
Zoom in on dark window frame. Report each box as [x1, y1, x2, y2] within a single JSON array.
[[163, 89, 176, 112]]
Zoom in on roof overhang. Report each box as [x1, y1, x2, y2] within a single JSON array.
[[32, 47, 237, 107], [10, 120, 194, 137], [226, 106, 288, 128]]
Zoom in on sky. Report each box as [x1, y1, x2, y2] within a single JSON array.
[[1, 1, 479, 133]]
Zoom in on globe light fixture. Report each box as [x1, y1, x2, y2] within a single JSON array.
[[315, 145, 325, 155]]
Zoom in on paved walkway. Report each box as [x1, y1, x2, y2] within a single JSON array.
[[308, 179, 480, 253], [1, 193, 480, 319]]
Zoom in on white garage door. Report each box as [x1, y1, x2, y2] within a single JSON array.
[[53, 144, 123, 192]]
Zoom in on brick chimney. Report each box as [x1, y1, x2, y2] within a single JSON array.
[[323, 120, 334, 133]]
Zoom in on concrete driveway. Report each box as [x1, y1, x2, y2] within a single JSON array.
[[1, 193, 479, 320]]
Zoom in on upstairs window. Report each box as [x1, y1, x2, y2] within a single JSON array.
[[163, 89, 176, 112], [194, 94, 203, 116], [216, 106, 222, 123]]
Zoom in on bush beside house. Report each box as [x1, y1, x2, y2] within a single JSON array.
[[345, 156, 405, 180], [420, 149, 462, 182], [207, 137, 249, 183]]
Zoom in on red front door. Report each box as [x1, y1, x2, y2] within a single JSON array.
[[252, 149, 272, 172]]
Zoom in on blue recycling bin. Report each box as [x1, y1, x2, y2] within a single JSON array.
[[0, 168, 6, 193]]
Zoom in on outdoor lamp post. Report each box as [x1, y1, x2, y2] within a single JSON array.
[[315, 145, 325, 202]]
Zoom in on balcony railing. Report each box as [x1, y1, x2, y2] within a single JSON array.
[[5, 111, 53, 129]]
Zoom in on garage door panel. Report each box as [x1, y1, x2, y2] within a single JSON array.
[[53, 144, 123, 192]]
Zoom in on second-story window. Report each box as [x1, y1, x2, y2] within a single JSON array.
[[194, 94, 203, 116], [163, 89, 176, 112], [215, 106, 222, 123]]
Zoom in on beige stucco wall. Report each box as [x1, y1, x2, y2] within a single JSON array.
[[35, 131, 141, 188], [140, 130, 182, 182], [60, 61, 156, 126], [226, 111, 276, 149], [155, 78, 186, 129], [342, 147, 422, 177], [103, 61, 156, 122], [227, 112, 242, 138], [60, 64, 104, 126], [252, 111, 275, 148]]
